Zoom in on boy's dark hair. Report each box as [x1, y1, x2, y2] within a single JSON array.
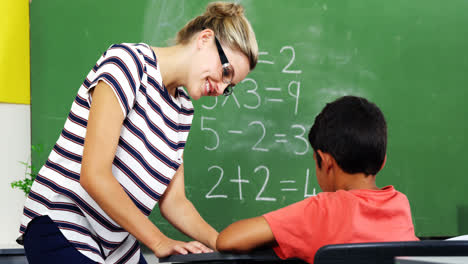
[[308, 96, 387, 175]]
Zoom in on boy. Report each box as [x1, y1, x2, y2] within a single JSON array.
[[216, 96, 419, 264]]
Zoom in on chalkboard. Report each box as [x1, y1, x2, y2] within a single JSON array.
[[30, 0, 468, 239]]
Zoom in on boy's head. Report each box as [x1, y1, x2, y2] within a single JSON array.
[[308, 96, 387, 183]]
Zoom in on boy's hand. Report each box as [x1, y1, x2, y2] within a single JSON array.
[[152, 238, 213, 258]]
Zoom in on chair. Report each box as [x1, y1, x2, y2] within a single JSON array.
[[314, 240, 468, 264]]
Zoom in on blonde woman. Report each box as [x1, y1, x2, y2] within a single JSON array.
[[18, 2, 258, 263]]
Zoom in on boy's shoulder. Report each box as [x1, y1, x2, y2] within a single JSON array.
[[307, 186, 408, 211], [265, 185, 409, 221]]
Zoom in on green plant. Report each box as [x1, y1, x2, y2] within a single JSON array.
[[11, 144, 43, 196]]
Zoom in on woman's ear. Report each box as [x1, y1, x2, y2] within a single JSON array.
[[196, 28, 214, 49]]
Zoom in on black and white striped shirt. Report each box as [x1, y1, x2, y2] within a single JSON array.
[[20, 43, 194, 263]]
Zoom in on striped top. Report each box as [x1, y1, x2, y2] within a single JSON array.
[[19, 43, 194, 263]]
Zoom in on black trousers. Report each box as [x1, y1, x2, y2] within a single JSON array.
[[23, 215, 148, 264]]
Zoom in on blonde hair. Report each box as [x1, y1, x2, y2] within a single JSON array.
[[176, 2, 258, 70]]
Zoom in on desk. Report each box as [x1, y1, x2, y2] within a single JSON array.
[[395, 256, 468, 264], [159, 249, 303, 264], [0, 248, 27, 264]]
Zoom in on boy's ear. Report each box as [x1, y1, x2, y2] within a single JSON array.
[[380, 154, 387, 172], [317, 150, 333, 171]]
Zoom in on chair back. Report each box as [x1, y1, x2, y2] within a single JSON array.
[[314, 240, 468, 264]]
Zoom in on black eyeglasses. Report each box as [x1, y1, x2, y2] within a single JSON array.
[[214, 36, 235, 96]]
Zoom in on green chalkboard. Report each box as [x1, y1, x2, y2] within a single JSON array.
[[31, 0, 468, 239]]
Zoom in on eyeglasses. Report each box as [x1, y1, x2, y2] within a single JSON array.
[[214, 36, 235, 96]]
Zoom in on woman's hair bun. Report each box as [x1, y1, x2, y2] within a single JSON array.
[[205, 2, 244, 18], [176, 1, 258, 70]]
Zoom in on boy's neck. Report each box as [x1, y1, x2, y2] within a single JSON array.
[[335, 172, 379, 191]]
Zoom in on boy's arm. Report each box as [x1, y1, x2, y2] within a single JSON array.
[[216, 216, 277, 252]]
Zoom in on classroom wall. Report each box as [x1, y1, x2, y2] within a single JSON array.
[[0, 0, 30, 104], [0, 103, 30, 248], [0, 0, 31, 248]]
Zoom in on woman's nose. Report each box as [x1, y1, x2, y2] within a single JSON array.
[[216, 82, 229, 96]]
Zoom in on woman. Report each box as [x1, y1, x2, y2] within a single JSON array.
[[18, 2, 258, 263]]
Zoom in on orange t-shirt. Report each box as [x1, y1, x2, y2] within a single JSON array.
[[263, 186, 418, 264]]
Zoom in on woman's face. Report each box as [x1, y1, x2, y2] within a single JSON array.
[[186, 31, 250, 100]]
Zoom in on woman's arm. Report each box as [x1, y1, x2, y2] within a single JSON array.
[[80, 81, 209, 257], [216, 216, 277, 252], [158, 164, 218, 250]]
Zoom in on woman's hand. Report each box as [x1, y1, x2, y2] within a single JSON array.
[[151, 238, 213, 258]]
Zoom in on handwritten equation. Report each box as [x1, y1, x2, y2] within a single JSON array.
[[205, 166, 317, 201], [200, 117, 309, 155]]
